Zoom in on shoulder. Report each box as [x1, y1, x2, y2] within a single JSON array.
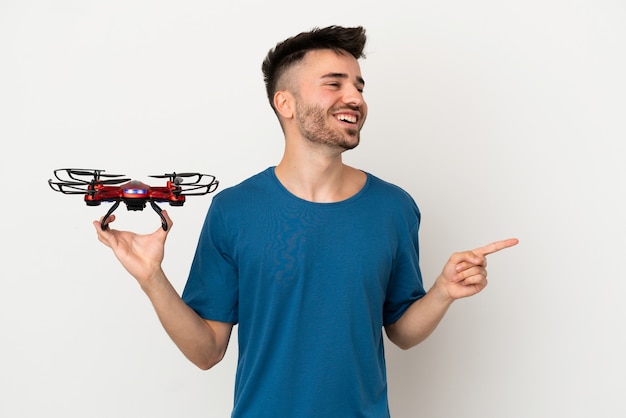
[[211, 168, 275, 207], [364, 173, 418, 206], [357, 172, 421, 228]]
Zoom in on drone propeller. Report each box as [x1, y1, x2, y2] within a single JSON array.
[[48, 180, 90, 194], [54, 168, 129, 183], [150, 172, 199, 178], [149, 172, 219, 191], [98, 178, 132, 185], [49, 168, 131, 195], [150, 172, 201, 183]]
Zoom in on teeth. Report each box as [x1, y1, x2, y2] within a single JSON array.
[[336, 114, 357, 124]]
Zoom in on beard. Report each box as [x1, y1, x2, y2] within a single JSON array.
[[295, 101, 361, 151]]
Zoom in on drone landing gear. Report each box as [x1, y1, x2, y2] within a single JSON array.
[[100, 200, 168, 231], [149, 200, 169, 231], [100, 201, 121, 231]]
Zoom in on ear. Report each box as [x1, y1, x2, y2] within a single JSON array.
[[274, 90, 294, 120]]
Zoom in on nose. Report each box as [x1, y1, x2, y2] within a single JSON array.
[[343, 84, 365, 108]]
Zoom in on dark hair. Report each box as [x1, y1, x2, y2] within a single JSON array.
[[261, 25, 367, 111]]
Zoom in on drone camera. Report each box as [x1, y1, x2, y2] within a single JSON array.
[[125, 200, 148, 211]]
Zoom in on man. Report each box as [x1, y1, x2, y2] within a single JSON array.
[[94, 25, 518, 417]]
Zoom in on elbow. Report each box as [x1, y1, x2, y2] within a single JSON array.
[[194, 356, 222, 371], [196, 362, 215, 371], [190, 349, 227, 371], [388, 335, 421, 351], [385, 323, 423, 351], [392, 340, 414, 351]]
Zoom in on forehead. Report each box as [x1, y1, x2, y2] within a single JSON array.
[[298, 49, 364, 82]]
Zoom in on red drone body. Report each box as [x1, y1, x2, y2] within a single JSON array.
[[84, 179, 186, 207], [49, 169, 219, 230]]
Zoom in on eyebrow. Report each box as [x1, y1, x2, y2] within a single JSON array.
[[321, 72, 365, 87]]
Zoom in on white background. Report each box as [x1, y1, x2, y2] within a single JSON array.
[[1, 1, 625, 417]]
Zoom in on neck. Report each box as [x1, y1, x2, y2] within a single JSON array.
[[274, 145, 364, 203]]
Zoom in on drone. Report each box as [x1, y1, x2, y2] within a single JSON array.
[[48, 168, 219, 231]]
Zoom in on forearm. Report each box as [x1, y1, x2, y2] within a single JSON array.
[[385, 278, 454, 350], [140, 270, 230, 370]]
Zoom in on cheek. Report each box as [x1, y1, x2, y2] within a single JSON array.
[[360, 104, 368, 124]]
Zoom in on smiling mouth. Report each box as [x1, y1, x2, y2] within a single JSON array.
[[335, 113, 358, 124]]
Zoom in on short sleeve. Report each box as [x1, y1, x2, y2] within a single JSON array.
[[382, 201, 426, 325], [182, 198, 239, 324]]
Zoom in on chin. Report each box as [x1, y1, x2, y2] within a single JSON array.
[[340, 138, 360, 151]]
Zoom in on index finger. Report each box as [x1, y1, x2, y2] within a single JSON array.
[[472, 238, 519, 256]]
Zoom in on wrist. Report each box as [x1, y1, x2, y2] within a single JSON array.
[[431, 276, 455, 306], [139, 268, 168, 294]]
